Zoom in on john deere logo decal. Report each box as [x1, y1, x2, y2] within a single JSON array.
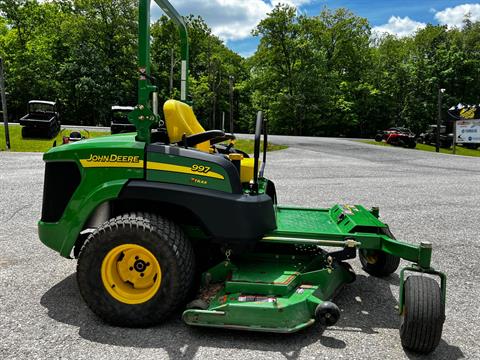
[[86, 154, 140, 163], [80, 154, 143, 168]]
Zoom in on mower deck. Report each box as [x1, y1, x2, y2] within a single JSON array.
[[183, 251, 354, 332], [183, 203, 443, 333], [182, 204, 378, 332]]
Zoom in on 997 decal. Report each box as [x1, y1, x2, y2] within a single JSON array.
[[191, 164, 211, 173]]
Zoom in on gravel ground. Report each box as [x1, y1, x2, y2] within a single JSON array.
[[0, 136, 479, 359]]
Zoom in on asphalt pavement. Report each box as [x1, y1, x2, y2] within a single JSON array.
[[1, 136, 479, 359]]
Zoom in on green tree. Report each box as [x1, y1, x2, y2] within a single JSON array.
[[58, 0, 138, 125], [151, 15, 248, 131], [250, 5, 375, 136], [2, 1, 480, 137]]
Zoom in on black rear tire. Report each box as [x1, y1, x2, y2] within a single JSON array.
[[400, 276, 445, 354], [77, 212, 195, 327]]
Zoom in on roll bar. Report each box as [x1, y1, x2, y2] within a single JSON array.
[[130, 0, 190, 144]]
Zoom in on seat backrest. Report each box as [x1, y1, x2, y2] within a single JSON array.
[[163, 99, 210, 152]]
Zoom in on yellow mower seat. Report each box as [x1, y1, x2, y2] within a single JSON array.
[[163, 99, 210, 152], [163, 99, 258, 184]]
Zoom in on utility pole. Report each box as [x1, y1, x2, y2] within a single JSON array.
[[169, 48, 174, 96], [212, 92, 217, 130], [0, 58, 11, 150], [452, 118, 457, 155], [436, 88, 445, 153], [229, 76, 234, 134]]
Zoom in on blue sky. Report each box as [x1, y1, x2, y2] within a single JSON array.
[[152, 1, 480, 57]]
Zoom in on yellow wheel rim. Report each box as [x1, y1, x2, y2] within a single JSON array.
[[101, 244, 162, 304]]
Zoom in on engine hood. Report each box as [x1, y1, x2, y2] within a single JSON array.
[[44, 133, 144, 161]]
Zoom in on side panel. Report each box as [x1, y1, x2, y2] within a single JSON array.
[[146, 144, 242, 193], [39, 179, 128, 257], [39, 135, 146, 257]]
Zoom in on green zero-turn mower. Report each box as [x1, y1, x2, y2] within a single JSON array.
[[38, 0, 446, 354]]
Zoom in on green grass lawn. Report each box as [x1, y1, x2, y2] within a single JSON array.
[[0, 125, 108, 152], [230, 139, 287, 154], [359, 139, 480, 157], [1, 125, 287, 154]]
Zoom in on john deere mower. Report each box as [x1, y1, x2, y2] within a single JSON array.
[[38, 0, 446, 354]]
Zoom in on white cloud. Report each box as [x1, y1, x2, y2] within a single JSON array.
[[434, 3, 480, 28], [372, 16, 426, 38], [271, 0, 312, 6], [153, 0, 311, 41]]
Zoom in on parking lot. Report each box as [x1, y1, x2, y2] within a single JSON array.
[[0, 136, 478, 359]]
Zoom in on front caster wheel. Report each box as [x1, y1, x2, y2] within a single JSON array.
[[400, 276, 445, 354], [359, 227, 400, 277], [359, 249, 400, 276], [315, 301, 340, 326], [77, 213, 195, 327]]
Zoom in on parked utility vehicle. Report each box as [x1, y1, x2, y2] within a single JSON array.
[[38, 0, 446, 355], [19, 100, 60, 138], [110, 106, 135, 134], [418, 125, 453, 148]]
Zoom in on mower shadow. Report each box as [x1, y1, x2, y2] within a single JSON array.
[[40, 274, 326, 359], [40, 272, 463, 359]]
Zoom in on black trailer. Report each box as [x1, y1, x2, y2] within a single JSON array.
[[19, 100, 60, 138]]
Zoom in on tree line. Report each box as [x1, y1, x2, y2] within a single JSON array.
[[1, 1, 479, 137]]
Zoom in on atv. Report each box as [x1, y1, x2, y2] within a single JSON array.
[[38, 0, 446, 354], [375, 127, 416, 148]]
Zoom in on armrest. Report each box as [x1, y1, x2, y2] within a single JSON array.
[[177, 130, 225, 147], [210, 134, 235, 145]]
